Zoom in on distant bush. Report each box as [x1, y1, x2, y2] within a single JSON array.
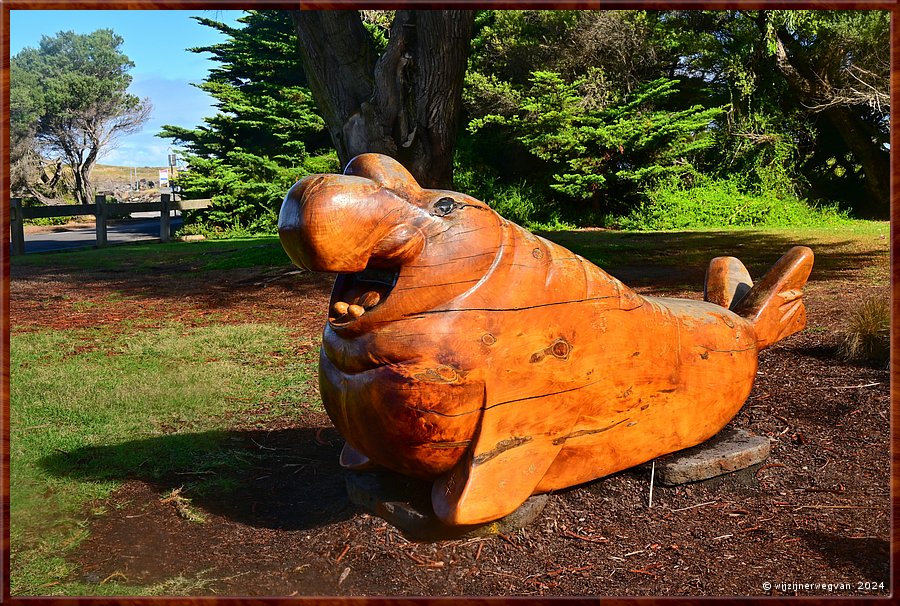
[[526, 217, 578, 231], [20, 197, 89, 226], [839, 294, 889, 368], [175, 221, 258, 241], [24, 216, 74, 227], [619, 178, 851, 230]]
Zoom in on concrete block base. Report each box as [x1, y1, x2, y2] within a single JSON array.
[[653, 428, 771, 486]]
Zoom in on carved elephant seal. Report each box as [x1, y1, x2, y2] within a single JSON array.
[[279, 153, 813, 525]]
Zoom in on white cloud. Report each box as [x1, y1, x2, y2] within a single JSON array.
[[99, 138, 172, 167]]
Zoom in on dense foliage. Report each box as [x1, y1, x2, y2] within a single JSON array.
[[160, 9, 886, 233], [652, 10, 889, 217], [158, 11, 337, 234], [458, 10, 883, 227], [11, 30, 150, 205], [470, 73, 725, 222]]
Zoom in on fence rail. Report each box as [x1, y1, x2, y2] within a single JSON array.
[[9, 195, 212, 255]]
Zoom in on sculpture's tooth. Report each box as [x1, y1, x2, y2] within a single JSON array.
[[347, 304, 365, 319], [358, 290, 381, 309], [333, 301, 350, 316]]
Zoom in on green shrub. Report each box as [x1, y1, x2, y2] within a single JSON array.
[[526, 217, 578, 231], [174, 221, 257, 241], [453, 160, 540, 226], [487, 182, 538, 226], [24, 216, 81, 227], [20, 197, 88, 226], [172, 150, 339, 236], [620, 178, 850, 230], [469, 73, 726, 217]]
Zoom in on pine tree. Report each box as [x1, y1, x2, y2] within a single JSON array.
[[470, 71, 725, 216]]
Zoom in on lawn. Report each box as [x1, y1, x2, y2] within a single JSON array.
[[8, 221, 890, 596]]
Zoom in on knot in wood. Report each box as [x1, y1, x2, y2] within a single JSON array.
[[551, 339, 571, 359]]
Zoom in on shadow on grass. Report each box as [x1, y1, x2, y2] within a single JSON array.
[[538, 228, 888, 290], [39, 426, 357, 531], [11, 228, 888, 312]]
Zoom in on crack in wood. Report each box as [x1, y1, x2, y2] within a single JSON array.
[[395, 278, 480, 292], [404, 294, 638, 316], [552, 418, 630, 445], [402, 379, 604, 418], [473, 436, 533, 466], [425, 440, 471, 449]]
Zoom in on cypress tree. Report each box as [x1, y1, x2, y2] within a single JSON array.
[[159, 11, 337, 232]]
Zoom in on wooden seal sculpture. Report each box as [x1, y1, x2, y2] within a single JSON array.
[[279, 153, 814, 526]]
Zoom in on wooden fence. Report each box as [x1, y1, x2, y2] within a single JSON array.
[[9, 194, 212, 255]]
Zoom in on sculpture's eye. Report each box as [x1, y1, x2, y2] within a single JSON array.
[[432, 197, 456, 217]]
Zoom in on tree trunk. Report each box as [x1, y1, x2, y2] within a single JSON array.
[[71, 165, 89, 205], [68, 143, 99, 205], [291, 10, 475, 189]]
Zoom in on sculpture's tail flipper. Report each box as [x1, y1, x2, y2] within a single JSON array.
[[725, 246, 814, 350]]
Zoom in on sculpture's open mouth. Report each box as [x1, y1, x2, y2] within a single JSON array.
[[329, 266, 400, 327]]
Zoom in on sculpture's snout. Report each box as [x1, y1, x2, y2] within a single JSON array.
[[278, 175, 324, 270], [278, 173, 425, 273]]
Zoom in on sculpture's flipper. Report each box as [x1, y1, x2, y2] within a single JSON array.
[[705, 256, 753, 309], [431, 391, 580, 526], [732, 246, 814, 350]]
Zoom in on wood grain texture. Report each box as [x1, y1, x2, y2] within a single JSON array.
[[279, 154, 814, 525]]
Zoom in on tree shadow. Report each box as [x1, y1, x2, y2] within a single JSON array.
[[38, 426, 360, 531], [11, 228, 887, 316], [538, 229, 888, 290], [797, 529, 890, 582], [11, 237, 337, 319]]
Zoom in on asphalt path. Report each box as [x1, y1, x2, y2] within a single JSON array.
[[19, 214, 184, 254]]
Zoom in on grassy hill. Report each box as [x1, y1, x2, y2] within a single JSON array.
[[93, 164, 165, 187]]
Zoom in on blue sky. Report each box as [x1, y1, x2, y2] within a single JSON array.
[[10, 10, 245, 167]]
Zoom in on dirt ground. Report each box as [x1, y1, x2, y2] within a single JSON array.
[[9, 237, 891, 597]]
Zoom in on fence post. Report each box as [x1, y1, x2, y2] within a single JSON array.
[[160, 193, 171, 243], [10, 197, 25, 256], [95, 194, 108, 247]]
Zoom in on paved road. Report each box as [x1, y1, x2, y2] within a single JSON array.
[[20, 215, 184, 254]]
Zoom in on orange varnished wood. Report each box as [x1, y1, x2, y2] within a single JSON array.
[[704, 256, 753, 309], [279, 154, 814, 525]]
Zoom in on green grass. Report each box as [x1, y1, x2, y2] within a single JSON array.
[[10, 322, 320, 596], [619, 178, 852, 230]]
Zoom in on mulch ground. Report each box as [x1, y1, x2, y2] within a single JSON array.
[[9, 242, 890, 597]]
